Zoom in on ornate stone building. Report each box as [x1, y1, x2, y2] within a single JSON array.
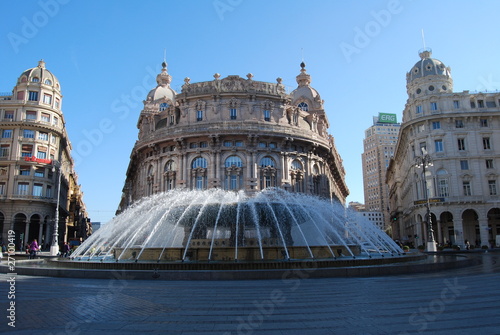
[[387, 50, 500, 249], [0, 60, 90, 251], [118, 62, 349, 211]]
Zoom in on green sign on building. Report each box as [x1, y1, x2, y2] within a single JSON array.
[[378, 113, 397, 124]]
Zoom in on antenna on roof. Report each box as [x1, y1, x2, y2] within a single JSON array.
[[301, 47, 304, 62], [163, 48, 167, 63], [421, 29, 427, 50]]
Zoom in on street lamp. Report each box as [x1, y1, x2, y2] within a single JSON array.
[[50, 160, 63, 256], [415, 148, 437, 252]]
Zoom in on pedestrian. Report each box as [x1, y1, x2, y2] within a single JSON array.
[[29, 239, 40, 259], [62, 242, 70, 257], [465, 240, 470, 250]]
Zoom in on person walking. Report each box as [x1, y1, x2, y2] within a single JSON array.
[[29, 239, 40, 259]]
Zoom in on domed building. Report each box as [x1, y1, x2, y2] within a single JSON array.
[[387, 49, 500, 250], [118, 61, 349, 211], [0, 60, 90, 253]]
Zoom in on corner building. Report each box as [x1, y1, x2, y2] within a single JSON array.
[[387, 50, 500, 248], [0, 60, 90, 250], [118, 62, 348, 211]]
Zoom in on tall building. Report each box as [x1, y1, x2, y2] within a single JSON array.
[[118, 61, 349, 212], [387, 49, 500, 249], [0, 60, 90, 251], [362, 113, 400, 230]]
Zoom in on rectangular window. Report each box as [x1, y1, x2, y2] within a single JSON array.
[[430, 102, 438, 111], [23, 129, 35, 138], [470, 101, 476, 108], [230, 108, 237, 120], [432, 121, 441, 130], [463, 181, 471, 196], [196, 110, 203, 121], [41, 113, 50, 123], [0, 145, 9, 157], [434, 140, 444, 152], [486, 101, 496, 108], [36, 151, 47, 159], [46, 185, 52, 198], [480, 119, 488, 127], [17, 182, 29, 196], [264, 110, 271, 122], [460, 160, 469, 170], [478, 100, 484, 108], [196, 176, 204, 189], [43, 94, 52, 104], [235, 141, 243, 147], [16, 91, 25, 100], [26, 111, 37, 120], [34, 167, 44, 177], [489, 180, 498, 196], [269, 142, 277, 148], [33, 184, 43, 197], [486, 159, 494, 169], [483, 137, 491, 150], [38, 132, 48, 141], [419, 142, 426, 154], [21, 144, 32, 157], [453, 100, 460, 109], [189, 142, 198, 149], [28, 91, 38, 101], [416, 105, 422, 114], [169, 115, 174, 125], [455, 120, 464, 128], [53, 117, 59, 126], [258, 142, 266, 148], [458, 138, 466, 151], [438, 180, 449, 197], [223, 141, 232, 147], [4, 111, 14, 120], [199, 141, 208, 148], [0, 182, 5, 195], [230, 175, 238, 190], [19, 166, 30, 176], [55, 98, 60, 109], [1, 129, 12, 138]]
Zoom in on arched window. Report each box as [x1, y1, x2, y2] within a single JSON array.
[[191, 157, 207, 189], [159, 102, 169, 111], [32, 77, 40, 83], [290, 159, 304, 193], [312, 164, 320, 195], [259, 156, 277, 189], [164, 160, 176, 191], [44, 79, 52, 85], [298, 102, 308, 111], [224, 156, 243, 190]]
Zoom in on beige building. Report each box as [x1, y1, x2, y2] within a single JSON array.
[[387, 50, 500, 249], [0, 60, 90, 251], [118, 61, 349, 211], [362, 114, 400, 231]]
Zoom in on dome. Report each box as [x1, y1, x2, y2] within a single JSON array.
[[290, 62, 322, 107], [407, 49, 451, 84], [18, 60, 61, 90], [146, 61, 176, 104]]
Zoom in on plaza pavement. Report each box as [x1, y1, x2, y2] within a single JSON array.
[[0, 252, 499, 335]]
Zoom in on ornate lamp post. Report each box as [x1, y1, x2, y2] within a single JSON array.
[[50, 161, 63, 256], [415, 148, 437, 252]]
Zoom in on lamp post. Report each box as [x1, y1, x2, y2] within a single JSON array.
[[415, 148, 437, 252], [50, 161, 63, 256]]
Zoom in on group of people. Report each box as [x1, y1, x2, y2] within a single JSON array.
[[24, 240, 72, 259]]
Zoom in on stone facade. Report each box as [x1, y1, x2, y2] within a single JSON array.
[[0, 60, 90, 250], [118, 62, 349, 212], [387, 50, 500, 249]]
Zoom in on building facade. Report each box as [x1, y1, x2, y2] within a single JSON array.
[[0, 60, 90, 251], [387, 50, 500, 248], [118, 62, 349, 211], [362, 114, 400, 231]]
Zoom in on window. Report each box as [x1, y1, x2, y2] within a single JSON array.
[[17, 91, 25, 100], [486, 101, 496, 108], [192, 157, 207, 169], [34, 168, 44, 177], [430, 102, 438, 111], [0, 145, 9, 157], [434, 140, 444, 152], [480, 119, 488, 127], [38, 132, 48, 141], [223, 141, 232, 147], [453, 100, 460, 109], [4, 111, 14, 120], [26, 111, 37, 120], [457, 138, 466, 151], [159, 103, 169, 111], [291, 160, 303, 170], [225, 155, 243, 167], [258, 142, 266, 148], [432, 121, 441, 130], [36, 151, 47, 159], [230, 108, 237, 120], [263, 110, 271, 121], [1, 129, 12, 138], [32, 77, 40, 83], [0, 182, 5, 195], [55, 98, 60, 109], [44, 79, 52, 85], [463, 181, 471, 196], [33, 184, 43, 197], [235, 141, 243, 147], [269, 142, 277, 148], [189, 142, 198, 149], [260, 157, 275, 167], [41, 113, 50, 123], [470, 101, 476, 108], [200, 141, 208, 148], [298, 102, 308, 111], [17, 182, 29, 196], [477, 100, 484, 108], [196, 110, 203, 121], [436, 170, 449, 197], [28, 91, 38, 101], [21, 144, 32, 157], [43, 94, 52, 104], [19, 166, 30, 176], [23, 129, 35, 138], [460, 160, 469, 170], [486, 159, 494, 169], [483, 137, 491, 150], [455, 120, 464, 128], [169, 115, 175, 125], [46, 185, 52, 198], [489, 180, 497, 196], [416, 105, 422, 114], [53, 117, 59, 126]]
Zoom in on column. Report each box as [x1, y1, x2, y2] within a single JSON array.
[[436, 219, 443, 245], [478, 216, 489, 248], [24, 222, 30, 246]]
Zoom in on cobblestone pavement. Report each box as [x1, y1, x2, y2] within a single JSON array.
[[0, 253, 499, 335]]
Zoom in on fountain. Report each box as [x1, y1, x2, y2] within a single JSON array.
[[71, 188, 403, 263]]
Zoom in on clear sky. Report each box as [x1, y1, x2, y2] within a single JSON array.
[[2, 0, 500, 223]]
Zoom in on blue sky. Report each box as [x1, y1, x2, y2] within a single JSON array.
[[2, 0, 500, 223]]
